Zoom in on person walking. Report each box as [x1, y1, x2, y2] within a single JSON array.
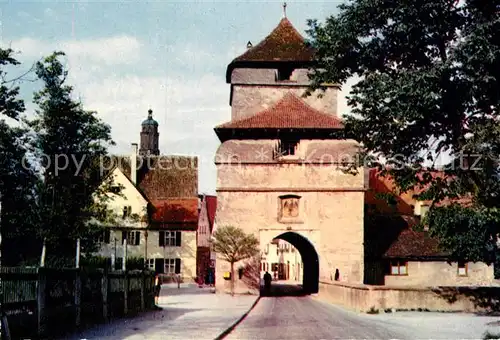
[[263, 271, 272, 294], [154, 274, 162, 308]]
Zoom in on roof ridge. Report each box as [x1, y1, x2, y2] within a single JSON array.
[[280, 92, 342, 119], [228, 17, 314, 66], [217, 92, 342, 129], [249, 18, 306, 52]]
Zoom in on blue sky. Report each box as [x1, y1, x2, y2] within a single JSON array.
[[2, 1, 348, 194]]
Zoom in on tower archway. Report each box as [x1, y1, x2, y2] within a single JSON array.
[[269, 231, 319, 294]]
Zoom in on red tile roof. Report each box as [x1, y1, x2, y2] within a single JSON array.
[[367, 168, 469, 259], [231, 18, 315, 63], [150, 198, 199, 229], [216, 93, 343, 130], [384, 228, 448, 259]]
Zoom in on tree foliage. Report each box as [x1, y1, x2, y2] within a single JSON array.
[[0, 48, 39, 265], [26, 51, 119, 260], [307, 0, 500, 263], [212, 225, 259, 294]]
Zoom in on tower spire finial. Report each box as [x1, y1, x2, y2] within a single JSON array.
[[148, 108, 153, 119], [283, 2, 287, 18]]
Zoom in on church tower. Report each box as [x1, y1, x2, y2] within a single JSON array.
[[213, 6, 366, 295], [139, 109, 160, 156]]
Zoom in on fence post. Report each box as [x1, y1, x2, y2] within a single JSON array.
[[140, 271, 145, 311], [123, 271, 129, 315], [37, 268, 47, 337], [74, 269, 81, 329], [101, 270, 108, 322]]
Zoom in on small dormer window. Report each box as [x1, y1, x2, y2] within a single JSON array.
[[276, 67, 294, 81], [277, 139, 298, 157]]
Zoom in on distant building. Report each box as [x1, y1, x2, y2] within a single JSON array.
[[197, 194, 217, 283], [365, 169, 497, 286], [96, 109, 198, 282], [260, 239, 302, 282]]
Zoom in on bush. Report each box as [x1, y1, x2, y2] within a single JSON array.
[[483, 331, 500, 340]]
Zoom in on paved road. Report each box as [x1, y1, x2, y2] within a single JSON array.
[[67, 284, 257, 340], [226, 295, 405, 339], [226, 283, 500, 339]]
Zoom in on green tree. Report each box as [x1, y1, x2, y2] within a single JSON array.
[[307, 0, 500, 264], [212, 225, 259, 295], [0, 47, 39, 265], [27, 51, 119, 264]]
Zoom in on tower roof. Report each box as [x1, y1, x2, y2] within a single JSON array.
[[142, 109, 158, 126], [226, 18, 315, 82], [215, 92, 343, 130]]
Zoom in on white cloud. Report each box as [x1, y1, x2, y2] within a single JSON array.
[[12, 36, 142, 66], [9, 34, 358, 194], [11, 36, 229, 193]]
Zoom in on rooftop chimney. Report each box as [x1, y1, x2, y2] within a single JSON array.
[[131, 143, 138, 185]]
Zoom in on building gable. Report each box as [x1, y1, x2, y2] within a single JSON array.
[[106, 167, 149, 221]]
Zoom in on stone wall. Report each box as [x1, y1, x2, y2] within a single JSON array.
[[319, 281, 500, 313]]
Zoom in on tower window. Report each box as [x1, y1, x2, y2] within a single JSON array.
[[280, 140, 298, 156], [276, 67, 294, 81]]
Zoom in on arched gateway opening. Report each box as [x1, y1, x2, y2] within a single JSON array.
[[262, 231, 319, 295]]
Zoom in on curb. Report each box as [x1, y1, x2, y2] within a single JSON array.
[[214, 296, 261, 340]]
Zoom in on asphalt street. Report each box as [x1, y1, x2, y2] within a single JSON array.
[[225, 294, 406, 340]]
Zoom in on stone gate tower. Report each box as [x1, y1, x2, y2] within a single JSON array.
[[214, 15, 366, 294], [139, 109, 160, 156]]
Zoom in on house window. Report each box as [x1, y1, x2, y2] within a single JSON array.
[[159, 231, 181, 247], [458, 262, 468, 276], [164, 258, 181, 274], [276, 67, 293, 81], [123, 206, 132, 218], [98, 229, 111, 244], [146, 258, 155, 270], [122, 230, 140, 246], [110, 186, 120, 194], [390, 260, 408, 275]]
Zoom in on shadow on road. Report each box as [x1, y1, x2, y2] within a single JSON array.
[[260, 282, 307, 297]]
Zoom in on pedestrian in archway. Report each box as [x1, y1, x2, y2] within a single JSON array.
[[264, 271, 272, 294], [208, 268, 214, 287]]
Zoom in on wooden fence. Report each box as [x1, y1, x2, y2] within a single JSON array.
[[0, 267, 156, 339]]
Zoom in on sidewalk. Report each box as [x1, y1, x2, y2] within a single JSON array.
[[68, 284, 258, 340]]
